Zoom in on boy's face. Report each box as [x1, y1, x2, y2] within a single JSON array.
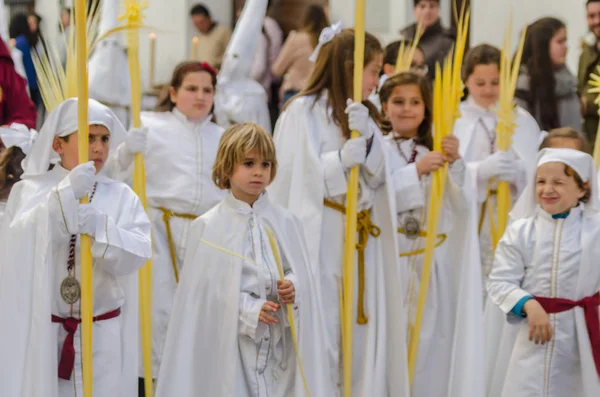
[[52, 125, 111, 173], [229, 149, 272, 205], [535, 162, 586, 215], [414, 0, 440, 29]]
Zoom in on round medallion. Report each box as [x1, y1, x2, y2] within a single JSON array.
[[404, 216, 421, 240], [60, 276, 81, 305]]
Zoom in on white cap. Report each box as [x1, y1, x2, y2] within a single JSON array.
[[219, 0, 268, 80], [511, 148, 598, 219], [22, 98, 126, 178]]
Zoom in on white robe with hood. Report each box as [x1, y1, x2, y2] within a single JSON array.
[[486, 148, 600, 397], [0, 98, 152, 397], [156, 192, 335, 396], [268, 94, 410, 397]]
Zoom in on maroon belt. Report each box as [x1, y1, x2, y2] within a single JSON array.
[[535, 293, 600, 377], [51, 308, 121, 380]]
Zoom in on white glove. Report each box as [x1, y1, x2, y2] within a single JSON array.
[[340, 137, 367, 170], [69, 162, 96, 200], [478, 151, 518, 183], [77, 204, 100, 237], [124, 127, 148, 156], [345, 99, 373, 138]]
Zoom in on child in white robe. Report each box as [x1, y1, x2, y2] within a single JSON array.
[[108, 61, 225, 379], [156, 123, 333, 397], [0, 98, 152, 397], [379, 71, 484, 397], [268, 27, 409, 397], [453, 44, 542, 281], [487, 148, 600, 397]]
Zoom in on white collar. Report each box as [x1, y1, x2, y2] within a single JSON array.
[[224, 190, 270, 215]]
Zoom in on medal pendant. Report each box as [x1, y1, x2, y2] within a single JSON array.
[[60, 276, 81, 304], [404, 216, 421, 240]]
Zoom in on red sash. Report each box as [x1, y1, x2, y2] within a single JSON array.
[[535, 293, 600, 377], [51, 308, 121, 380]]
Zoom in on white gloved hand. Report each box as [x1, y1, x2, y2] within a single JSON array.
[[345, 99, 373, 138], [77, 204, 100, 237], [69, 162, 96, 199], [340, 137, 367, 170], [478, 151, 517, 183], [124, 127, 148, 156]]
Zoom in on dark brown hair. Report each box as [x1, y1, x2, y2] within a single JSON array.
[[539, 128, 592, 155], [383, 40, 424, 69], [461, 44, 501, 100], [0, 147, 26, 201], [300, 5, 329, 48], [289, 29, 384, 138], [517, 17, 566, 130], [378, 72, 433, 150], [564, 165, 591, 203], [155, 61, 217, 112]]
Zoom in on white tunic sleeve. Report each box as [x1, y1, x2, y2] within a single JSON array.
[[90, 187, 152, 277], [487, 220, 532, 317], [48, 175, 79, 241], [321, 150, 348, 198], [360, 126, 387, 189]]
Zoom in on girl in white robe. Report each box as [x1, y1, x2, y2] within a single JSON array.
[[452, 44, 542, 282], [487, 148, 600, 397], [268, 28, 409, 397], [0, 98, 152, 397], [108, 61, 225, 378], [156, 123, 334, 396], [379, 72, 484, 397]]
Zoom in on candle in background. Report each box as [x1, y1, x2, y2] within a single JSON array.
[[191, 36, 199, 60], [149, 33, 156, 88]]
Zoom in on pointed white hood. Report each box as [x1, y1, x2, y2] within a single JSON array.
[[219, 0, 267, 81]]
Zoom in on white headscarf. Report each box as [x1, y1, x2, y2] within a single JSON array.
[[510, 148, 599, 219], [21, 98, 126, 179]]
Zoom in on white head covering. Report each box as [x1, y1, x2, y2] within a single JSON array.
[[219, 0, 268, 80], [0, 124, 38, 155], [309, 20, 343, 62], [21, 98, 126, 178], [511, 148, 599, 219]]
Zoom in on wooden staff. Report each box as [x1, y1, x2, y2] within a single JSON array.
[[74, 0, 93, 395]]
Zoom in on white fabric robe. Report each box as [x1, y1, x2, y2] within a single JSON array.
[[108, 109, 225, 376], [0, 164, 152, 397], [486, 204, 600, 397], [453, 98, 541, 281], [386, 135, 484, 397], [156, 192, 335, 396], [268, 94, 409, 397]]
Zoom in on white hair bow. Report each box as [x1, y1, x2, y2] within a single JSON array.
[[309, 21, 343, 62], [0, 123, 39, 155]]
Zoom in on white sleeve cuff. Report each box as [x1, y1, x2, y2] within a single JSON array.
[[321, 150, 348, 198]]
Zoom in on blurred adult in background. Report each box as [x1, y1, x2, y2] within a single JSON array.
[[515, 17, 580, 132], [400, 0, 454, 81], [578, 0, 600, 148], [272, 4, 329, 107], [190, 3, 231, 69], [0, 37, 36, 130], [57, 8, 72, 67], [9, 13, 42, 108]]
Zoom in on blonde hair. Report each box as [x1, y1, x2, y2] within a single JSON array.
[[212, 123, 278, 189]]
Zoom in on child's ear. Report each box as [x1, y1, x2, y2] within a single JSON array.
[[579, 182, 591, 199], [52, 136, 64, 155]]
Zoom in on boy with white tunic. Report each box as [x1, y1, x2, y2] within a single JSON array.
[[108, 61, 225, 379], [156, 123, 334, 396], [487, 148, 600, 397], [0, 98, 152, 397]]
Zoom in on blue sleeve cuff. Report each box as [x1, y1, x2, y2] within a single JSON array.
[[510, 296, 534, 318]]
